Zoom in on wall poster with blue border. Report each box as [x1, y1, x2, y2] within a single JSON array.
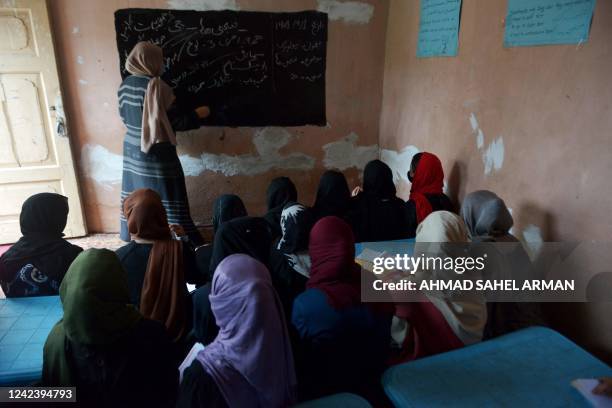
[[504, 0, 596, 47], [417, 0, 462, 58]]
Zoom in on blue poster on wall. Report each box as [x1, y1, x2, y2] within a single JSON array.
[[504, 0, 596, 47], [417, 0, 462, 58]]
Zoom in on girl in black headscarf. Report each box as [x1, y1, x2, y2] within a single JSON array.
[[348, 160, 412, 242], [263, 177, 298, 240], [195, 194, 248, 282], [312, 170, 351, 221], [269, 203, 314, 319], [0, 193, 82, 297], [193, 216, 272, 344]]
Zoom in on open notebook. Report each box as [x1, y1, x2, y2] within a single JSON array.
[[179, 342, 205, 382]]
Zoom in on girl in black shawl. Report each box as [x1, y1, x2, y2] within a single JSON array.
[[312, 170, 351, 221], [263, 177, 298, 240], [193, 216, 272, 344], [0, 193, 82, 297], [348, 160, 412, 242], [195, 194, 247, 282]]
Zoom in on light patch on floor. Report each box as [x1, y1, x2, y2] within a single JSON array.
[[81, 144, 123, 187], [380, 145, 420, 184], [180, 127, 315, 177], [167, 0, 239, 11], [322, 132, 378, 171], [317, 0, 374, 24], [78, 79, 88, 85], [77, 55, 84, 65]]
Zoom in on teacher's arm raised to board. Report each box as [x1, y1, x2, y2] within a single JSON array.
[[167, 101, 211, 131]]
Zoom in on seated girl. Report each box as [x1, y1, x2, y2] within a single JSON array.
[[349, 160, 412, 242], [43, 249, 178, 407], [292, 216, 392, 400], [193, 216, 271, 345], [0, 193, 82, 297], [392, 211, 487, 363], [312, 170, 351, 221], [406, 152, 454, 232], [195, 194, 247, 282], [461, 190, 541, 338], [116, 188, 196, 343], [263, 177, 298, 240], [269, 203, 314, 320], [177, 254, 297, 408]]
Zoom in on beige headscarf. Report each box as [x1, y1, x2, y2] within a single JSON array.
[[125, 42, 176, 154], [415, 211, 487, 345]]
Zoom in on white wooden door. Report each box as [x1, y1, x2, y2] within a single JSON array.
[[0, 0, 86, 244]]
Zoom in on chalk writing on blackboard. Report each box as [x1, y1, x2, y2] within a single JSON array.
[[114, 9, 328, 127], [417, 0, 462, 58], [504, 0, 596, 47]]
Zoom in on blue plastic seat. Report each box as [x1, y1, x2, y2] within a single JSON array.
[[382, 326, 612, 407]]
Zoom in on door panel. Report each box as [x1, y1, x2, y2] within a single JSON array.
[[0, 0, 86, 244]]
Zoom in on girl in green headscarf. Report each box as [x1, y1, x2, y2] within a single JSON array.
[[43, 249, 178, 407]]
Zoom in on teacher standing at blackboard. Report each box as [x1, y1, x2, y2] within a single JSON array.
[[118, 41, 209, 245]]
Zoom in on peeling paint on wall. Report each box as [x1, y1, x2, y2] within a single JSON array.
[[78, 79, 88, 85], [317, 0, 374, 24], [322, 132, 378, 171], [521, 223, 543, 260], [380, 145, 420, 184], [72, 26, 79, 34], [469, 113, 504, 175], [77, 55, 84, 65], [167, 0, 239, 11], [482, 136, 504, 175], [81, 144, 123, 188], [179, 127, 315, 177]]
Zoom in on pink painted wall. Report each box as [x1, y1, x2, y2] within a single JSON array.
[[380, 0, 612, 361], [48, 0, 388, 233]]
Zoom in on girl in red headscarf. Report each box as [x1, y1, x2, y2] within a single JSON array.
[[407, 152, 454, 229]]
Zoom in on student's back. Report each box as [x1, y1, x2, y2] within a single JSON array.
[[292, 288, 391, 398], [67, 318, 177, 407], [178, 254, 297, 408], [116, 241, 199, 305], [0, 193, 82, 297], [43, 249, 178, 407], [406, 152, 454, 232], [292, 216, 392, 400], [349, 160, 412, 242]]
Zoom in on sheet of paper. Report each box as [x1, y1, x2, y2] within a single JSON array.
[[572, 379, 612, 408], [504, 0, 596, 47], [179, 342, 205, 382], [417, 0, 462, 58]]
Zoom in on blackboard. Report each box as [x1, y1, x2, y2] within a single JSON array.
[[114, 9, 327, 127]]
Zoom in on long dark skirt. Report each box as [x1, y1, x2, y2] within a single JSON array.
[[120, 136, 202, 245]]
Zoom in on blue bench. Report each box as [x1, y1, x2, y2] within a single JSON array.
[[0, 295, 62, 385], [382, 326, 612, 407], [295, 393, 372, 408]]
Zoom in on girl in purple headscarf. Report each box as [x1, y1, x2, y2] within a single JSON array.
[[177, 254, 297, 408]]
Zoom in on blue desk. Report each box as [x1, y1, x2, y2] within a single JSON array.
[[0, 296, 62, 385], [355, 239, 415, 257], [382, 327, 612, 407]]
